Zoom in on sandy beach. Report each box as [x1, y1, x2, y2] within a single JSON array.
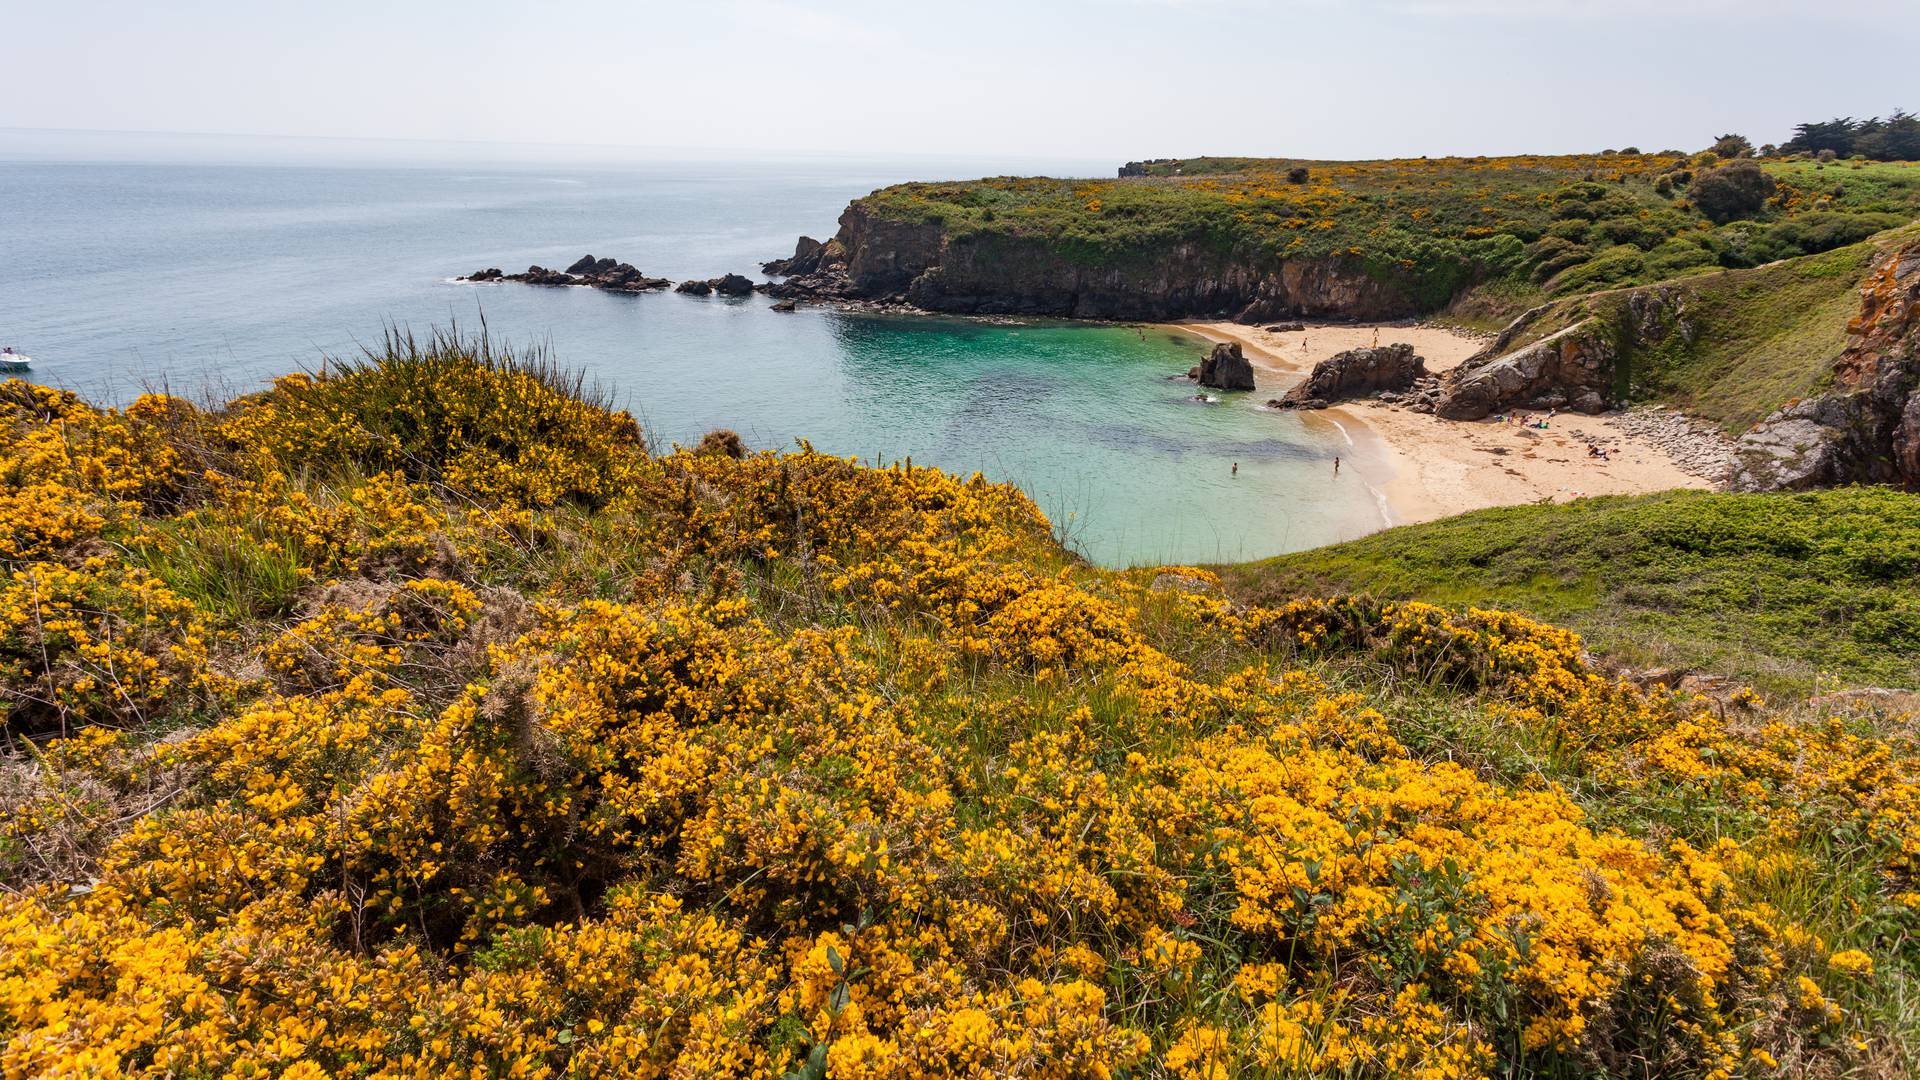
[[1177, 321, 1715, 528]]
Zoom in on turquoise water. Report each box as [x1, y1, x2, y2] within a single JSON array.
[[0, 151, 1384, 565]]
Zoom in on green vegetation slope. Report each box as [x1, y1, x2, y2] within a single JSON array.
[[1224, 487, 1920, 696]]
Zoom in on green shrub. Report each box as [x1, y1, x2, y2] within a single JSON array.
[[1689, 161, 1777, 224]]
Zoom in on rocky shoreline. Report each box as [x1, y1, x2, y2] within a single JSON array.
[[1611, 407, 1741, 486]]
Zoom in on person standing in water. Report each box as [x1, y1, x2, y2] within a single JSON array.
[[1231, 462, 1239, 477]]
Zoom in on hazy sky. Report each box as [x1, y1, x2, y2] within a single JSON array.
[[6, 0, 1916, 163]]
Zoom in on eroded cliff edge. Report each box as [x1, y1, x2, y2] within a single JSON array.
[[765, 201, 1426, 321]]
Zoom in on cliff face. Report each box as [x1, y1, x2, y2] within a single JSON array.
[[1432, 289, 1691, 420], [1734, 239, 1920, 490], [773, 202, 1426, 321]]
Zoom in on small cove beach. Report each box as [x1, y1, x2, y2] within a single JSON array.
[[1177, 321, 1716, 529]]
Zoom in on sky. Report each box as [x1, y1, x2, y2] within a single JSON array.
[[4, 0, 1917, 165]]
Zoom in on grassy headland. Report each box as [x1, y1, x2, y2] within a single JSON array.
[[857, 155, 1920, 319], [5, 340, 1920, 1076], [1224, 487, 1920, 697]]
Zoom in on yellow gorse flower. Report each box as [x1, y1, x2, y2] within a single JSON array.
[[0, 350, 1905, 1077]]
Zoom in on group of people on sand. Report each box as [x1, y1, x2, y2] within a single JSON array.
[[1494, 407, 1555, 430]]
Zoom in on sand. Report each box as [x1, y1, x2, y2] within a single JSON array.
[[1177, 321, 1714, 528]]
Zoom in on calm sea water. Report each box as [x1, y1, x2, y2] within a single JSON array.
[[0, 153, 1384, 566]]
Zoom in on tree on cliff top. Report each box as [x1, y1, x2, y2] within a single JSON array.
[[1709, 133, 1754, 159], [1689, 160, 1777, 224]]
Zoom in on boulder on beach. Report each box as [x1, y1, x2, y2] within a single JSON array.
[[1197, 342, 1256, 391], [1274, 343, 1425, 409]]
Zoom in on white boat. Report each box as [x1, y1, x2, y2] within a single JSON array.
[[0, 348, 29, 374]]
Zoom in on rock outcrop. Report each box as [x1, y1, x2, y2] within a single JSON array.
[[1734, 240, 1920, 490], [675, 273, 759, 298], [762, 236, 825, 276], [1433, 321, 1618, 420], [461, 255, 670, 293], [712, 273, 756, 297], [1196, 342, 1256, 391], [1417, 285, 1699, 421], [764, 202, 1425, 320], [1273, 343, 1426, 409]]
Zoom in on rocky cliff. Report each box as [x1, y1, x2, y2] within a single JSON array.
[[768, 202, 1427, 321], [1734, 238, 1920, 489]]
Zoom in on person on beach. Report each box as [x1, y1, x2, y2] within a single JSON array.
[[1333, 456, 1341, 475]]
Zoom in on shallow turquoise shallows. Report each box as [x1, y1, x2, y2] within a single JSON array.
[[0, 151, 1385, 566]]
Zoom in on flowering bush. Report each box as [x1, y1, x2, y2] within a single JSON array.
[[0, 353, 1912, 1076]]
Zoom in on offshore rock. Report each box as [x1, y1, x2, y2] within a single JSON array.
[[1197, 342, 1256, 391], [462, 256, 670, 293], [713, 273, 756, 297], [676, 274, 760, 298]]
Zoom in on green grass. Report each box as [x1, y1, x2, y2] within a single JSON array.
[[131, 516, 307, 622], [1617, 239, 1879, 430], [1221, 487, 1920, 697]]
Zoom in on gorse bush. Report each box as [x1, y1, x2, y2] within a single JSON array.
[[2, 342, 1919, 1076], [222, 328, 648, 509]]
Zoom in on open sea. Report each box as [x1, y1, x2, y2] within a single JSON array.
[[0, 143, 1385, 566]]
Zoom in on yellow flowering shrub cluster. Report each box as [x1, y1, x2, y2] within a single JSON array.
[[0, 352, 1912, 1077]]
